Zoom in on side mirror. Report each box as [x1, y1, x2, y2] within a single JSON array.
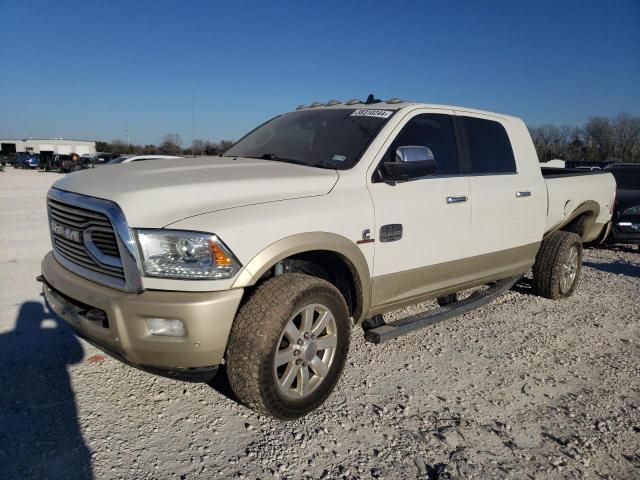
[[381, 146, 437, 182]]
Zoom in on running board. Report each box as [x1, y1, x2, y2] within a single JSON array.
[[364, 275, 521, 344]]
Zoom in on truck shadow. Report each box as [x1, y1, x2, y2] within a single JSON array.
[[583, 260, 640, 278], [207, 366, 239, 403], [511, 276, 537, 297], [0, 301, 93, 480]]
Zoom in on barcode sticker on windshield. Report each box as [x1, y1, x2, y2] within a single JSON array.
[[350, 109, 393, 119]]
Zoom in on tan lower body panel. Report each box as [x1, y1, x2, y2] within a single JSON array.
[[42, 252, 243, 369], [369, 242, 539, 315], [583, 221, 608, 243]]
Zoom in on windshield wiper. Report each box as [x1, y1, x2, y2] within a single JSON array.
[[231, 153, 335, 170], [257, 153, 309, 165]]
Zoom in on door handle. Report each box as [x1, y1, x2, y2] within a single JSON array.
[[446, 196, 468, 204], [516, 191, 532, 198]]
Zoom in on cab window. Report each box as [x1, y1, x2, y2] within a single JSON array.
[[384, 113, 459, 177], [457, 116, 516, 174]]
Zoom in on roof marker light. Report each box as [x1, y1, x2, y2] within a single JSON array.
[[309, 102, 323, 107], [386, 98, 404, 104], [296, 104, 307, 110], [326, 100, 341, 106], [345, 99, 362, 105]]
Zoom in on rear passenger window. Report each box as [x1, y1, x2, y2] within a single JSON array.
[[458, 116, 516, 174], [384, 113, 459, 176]]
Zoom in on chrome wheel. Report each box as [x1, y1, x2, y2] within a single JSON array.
[[274, 303, 338, 399], [560, 245, 579, 294]]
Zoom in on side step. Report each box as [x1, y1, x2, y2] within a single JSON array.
[[364, 275, 521, 344]]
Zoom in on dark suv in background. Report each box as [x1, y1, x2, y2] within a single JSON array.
[[13, 152, 39, 169], [605, 163, 640, 250]]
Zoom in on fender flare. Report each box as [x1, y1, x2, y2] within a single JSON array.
[[232, 232, 372, 322], [546, 200, 600, 240]]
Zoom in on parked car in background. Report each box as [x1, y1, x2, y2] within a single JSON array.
[[108, 154, 183, 164], [13, 153, 40, 169], [13, 152, 28, 168], [48, 154, 69, 172], [79, 155, 96, 168], [575, 165, 602, 171], [604, 163, 640, 249], [0, 153, 12, 166], [59, 155, 78, 173], [44, 154, 94, 173], [92, 153, 120, 167], [23, 154, 40, 169]]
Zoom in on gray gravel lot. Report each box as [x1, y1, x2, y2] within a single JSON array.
[[0, 168, 639, 479]]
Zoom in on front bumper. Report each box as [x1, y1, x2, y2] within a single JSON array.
[[41, 252, 243, 380]]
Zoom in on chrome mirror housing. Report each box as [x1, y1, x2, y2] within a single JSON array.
[[395, 145, 435, 163]]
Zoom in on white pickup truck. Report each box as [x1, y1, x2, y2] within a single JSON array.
[[40, 98, 616, 419]]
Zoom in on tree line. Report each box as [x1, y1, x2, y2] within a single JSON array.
[[96, 134, 235, 157], [529, 112, 640, 163], [96, 112, 640, 164]]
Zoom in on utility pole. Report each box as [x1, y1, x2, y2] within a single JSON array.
[[191, 84, 196, 156], [125, 120, 130, 150]]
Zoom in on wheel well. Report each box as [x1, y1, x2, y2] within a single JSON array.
[[253, 250, 363, 321], [560, 211, 596, 239]]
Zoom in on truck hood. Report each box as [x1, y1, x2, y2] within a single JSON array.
[[52, 156, 339, 227]]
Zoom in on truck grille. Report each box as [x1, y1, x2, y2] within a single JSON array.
[[47, 197, 125, 281]]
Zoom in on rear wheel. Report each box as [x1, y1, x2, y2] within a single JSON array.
[[226, 273, 350, 419], [532, 231, 583, 299]]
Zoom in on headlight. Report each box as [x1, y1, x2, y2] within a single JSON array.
[[622, 205, 640, 216], [135, 229, 241, 280]]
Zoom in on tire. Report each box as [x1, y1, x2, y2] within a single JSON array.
[[532, 231, 583, 299], [226, 273, 350, 420]]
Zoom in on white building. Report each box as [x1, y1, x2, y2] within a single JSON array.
[[0, 138, 96, 156]]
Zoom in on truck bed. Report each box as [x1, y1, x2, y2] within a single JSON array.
[[543, 167, 616, 241]]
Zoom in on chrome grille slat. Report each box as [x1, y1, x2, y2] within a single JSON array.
[[48, 199, 112, 221], [54, 238, 123, 272], [53, 239, 123, 274], [48, 209, 111, 229], [54, 237, 92, 256], [55, 250, 124, 279], [91, 230, 117, 237], [48, 196, 124, 281], [54, 241, 120, 273]]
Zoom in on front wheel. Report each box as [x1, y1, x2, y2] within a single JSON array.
[[532, 231, 583, 299], [226, 273, 350, 420]]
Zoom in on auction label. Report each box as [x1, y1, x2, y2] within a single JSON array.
[[350, 109, 393, 119]]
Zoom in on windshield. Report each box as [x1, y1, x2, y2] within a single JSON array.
[[223, 108, 395, 170]]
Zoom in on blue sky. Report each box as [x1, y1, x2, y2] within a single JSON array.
[[1, 0, 639, 145]]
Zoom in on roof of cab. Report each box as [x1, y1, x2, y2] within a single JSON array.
[[293, 99, 520, 122]]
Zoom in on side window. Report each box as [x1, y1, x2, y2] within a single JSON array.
[[458, 116, 516, 174], [385, 113, 459, 176]]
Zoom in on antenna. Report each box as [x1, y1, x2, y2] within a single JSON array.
[[365, 94, 381, 104]]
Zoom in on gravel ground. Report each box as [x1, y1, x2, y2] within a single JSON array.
[[0, 167, 639, 480]]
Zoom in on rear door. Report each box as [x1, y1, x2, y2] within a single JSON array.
[[367, 110, 473, 308], [454, 113, 542, 278]]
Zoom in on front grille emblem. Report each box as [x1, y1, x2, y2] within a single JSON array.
[[50, 220, 81, 243]]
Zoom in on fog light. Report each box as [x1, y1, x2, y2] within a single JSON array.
[[146, 318, 186, 337]]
